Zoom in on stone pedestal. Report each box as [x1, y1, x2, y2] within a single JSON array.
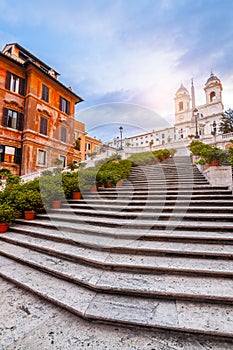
[[203, 166, 232, 188]]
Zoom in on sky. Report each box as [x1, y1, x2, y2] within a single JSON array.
[[1, 0, 233, 141]]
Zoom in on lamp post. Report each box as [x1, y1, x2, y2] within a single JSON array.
[[119, 126, 123, 150], [212, 121, 217, 134], [193, 108, 199, 139]]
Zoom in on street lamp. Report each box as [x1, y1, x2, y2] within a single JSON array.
[[193, 108, 200, 139], [212, 121, 217, 134], [119, 126, 123, 150]]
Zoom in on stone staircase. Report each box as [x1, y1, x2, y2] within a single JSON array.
[[1, 156, 233, 338]]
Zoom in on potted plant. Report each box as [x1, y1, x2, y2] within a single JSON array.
[[0, 203, 16, 233], [78, 167, 97, 192], [67, 162, 79, 171], [40, 174, 64, 209], [199, 146, 229, 166], [15, 190, 43, 220], [62, 172, 81, 199]]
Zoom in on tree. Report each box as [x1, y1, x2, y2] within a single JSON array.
[[219, 109, 233, 134]]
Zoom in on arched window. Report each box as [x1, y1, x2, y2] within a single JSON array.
[[210, 91, 216, 102], [178, 101, 183, 111]]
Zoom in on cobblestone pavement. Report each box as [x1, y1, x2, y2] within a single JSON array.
[[1, 277, 233, 350]]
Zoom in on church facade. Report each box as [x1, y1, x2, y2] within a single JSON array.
[[120, 72, 226, 153]]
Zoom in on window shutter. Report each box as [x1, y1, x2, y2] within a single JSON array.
[[0, 145, 5, 162], [19, 78, 26, 95], [2, 108, 8, 127], [5, 72, 11, 90], [15, 148, 22, 164], [17, 113, 24, 131], [59, 96, 62, 111], [66, 101, 70, 115]]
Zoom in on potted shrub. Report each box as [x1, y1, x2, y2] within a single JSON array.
[[15, 190, 43, 220], [199, 146, 229, 166], [62, 172, 81, 199], [78, 167, 97, 192], [67, 162, 79, 171], [0, 203, 16, 233], [40, 174, 64, 209]]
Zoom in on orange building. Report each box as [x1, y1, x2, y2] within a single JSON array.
[[0, 43, 83, 175], [73, 120, 102, 161], [85, 135, 102, 158]]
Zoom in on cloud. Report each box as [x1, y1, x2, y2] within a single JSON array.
[[1, 0, 233, 139]]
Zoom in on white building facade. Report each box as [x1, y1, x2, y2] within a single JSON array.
[[108, 73, 232, 156]]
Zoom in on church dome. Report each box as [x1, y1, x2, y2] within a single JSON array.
[[175, 83, 189, 96], [205, 72, 220, 85]]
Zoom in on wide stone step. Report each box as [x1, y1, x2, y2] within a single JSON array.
[[5, 226, 233, 258], [96, 189, 231, 195], [48, 208, 233, 222], [12, 221, 233, 245], [64, 203, 233, 214], [0, 255, 233, 337], [68, 199, 233, 207], [2, 231, 233, 276], [45, 207, 233, 224], [36, 213, 233, 232], [84, 194, 233, 201], [1, 241, 233, 304]]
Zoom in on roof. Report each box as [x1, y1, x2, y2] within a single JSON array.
[[205, 72, 220, 85], [175, 83, 189, 95], [2, 43, 60, 76], [0, 48, 83, 103]]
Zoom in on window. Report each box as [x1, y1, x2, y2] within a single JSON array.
[[0, 145, 21, 164], [61, 126, 67, 142], [59, 155, 66, 167], [38, 149, 46, 165], [86, 143, 91, 150], [2, 108, 24, 130], [40, 117, 48, 135], [162, 133, 165, 138], [210, 91, 216, 102], [59, 96, 70, 114], [41, 84, 49, 102], [4, 146, 15, 163], [94, 146, 99, 152], [5, 71, 25, 95], [178, 101, 183, 111]]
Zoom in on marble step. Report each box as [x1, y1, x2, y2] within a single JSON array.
[[1, 241, 233, 304], [36, 213, 233, 232], [7, 225, 233, 258], [2, 231, 233, 276], [69, 199, 233, 207], [64, 203, 233, 213], [0, 255, 233, 337], [95, 189, 231, 195], [44, 209, 233, 222], [12, 221, 233, 245], [83, 194, 233, 200]]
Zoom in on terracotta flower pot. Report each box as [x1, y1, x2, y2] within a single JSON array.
[[90, 185, 97, 192], [52, 200, 61, 209], [0, 223, 9, 233], [211, 161, 220, 166], [24, 210, 35, 220], [72, 191, 81, 199], [105, 183, 112, 188]]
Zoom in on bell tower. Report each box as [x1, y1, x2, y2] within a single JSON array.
[[174, 84, 191, 125], [204, 72, 222, 105]]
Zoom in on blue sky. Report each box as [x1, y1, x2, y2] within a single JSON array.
[[1, 0, 233, 141]]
